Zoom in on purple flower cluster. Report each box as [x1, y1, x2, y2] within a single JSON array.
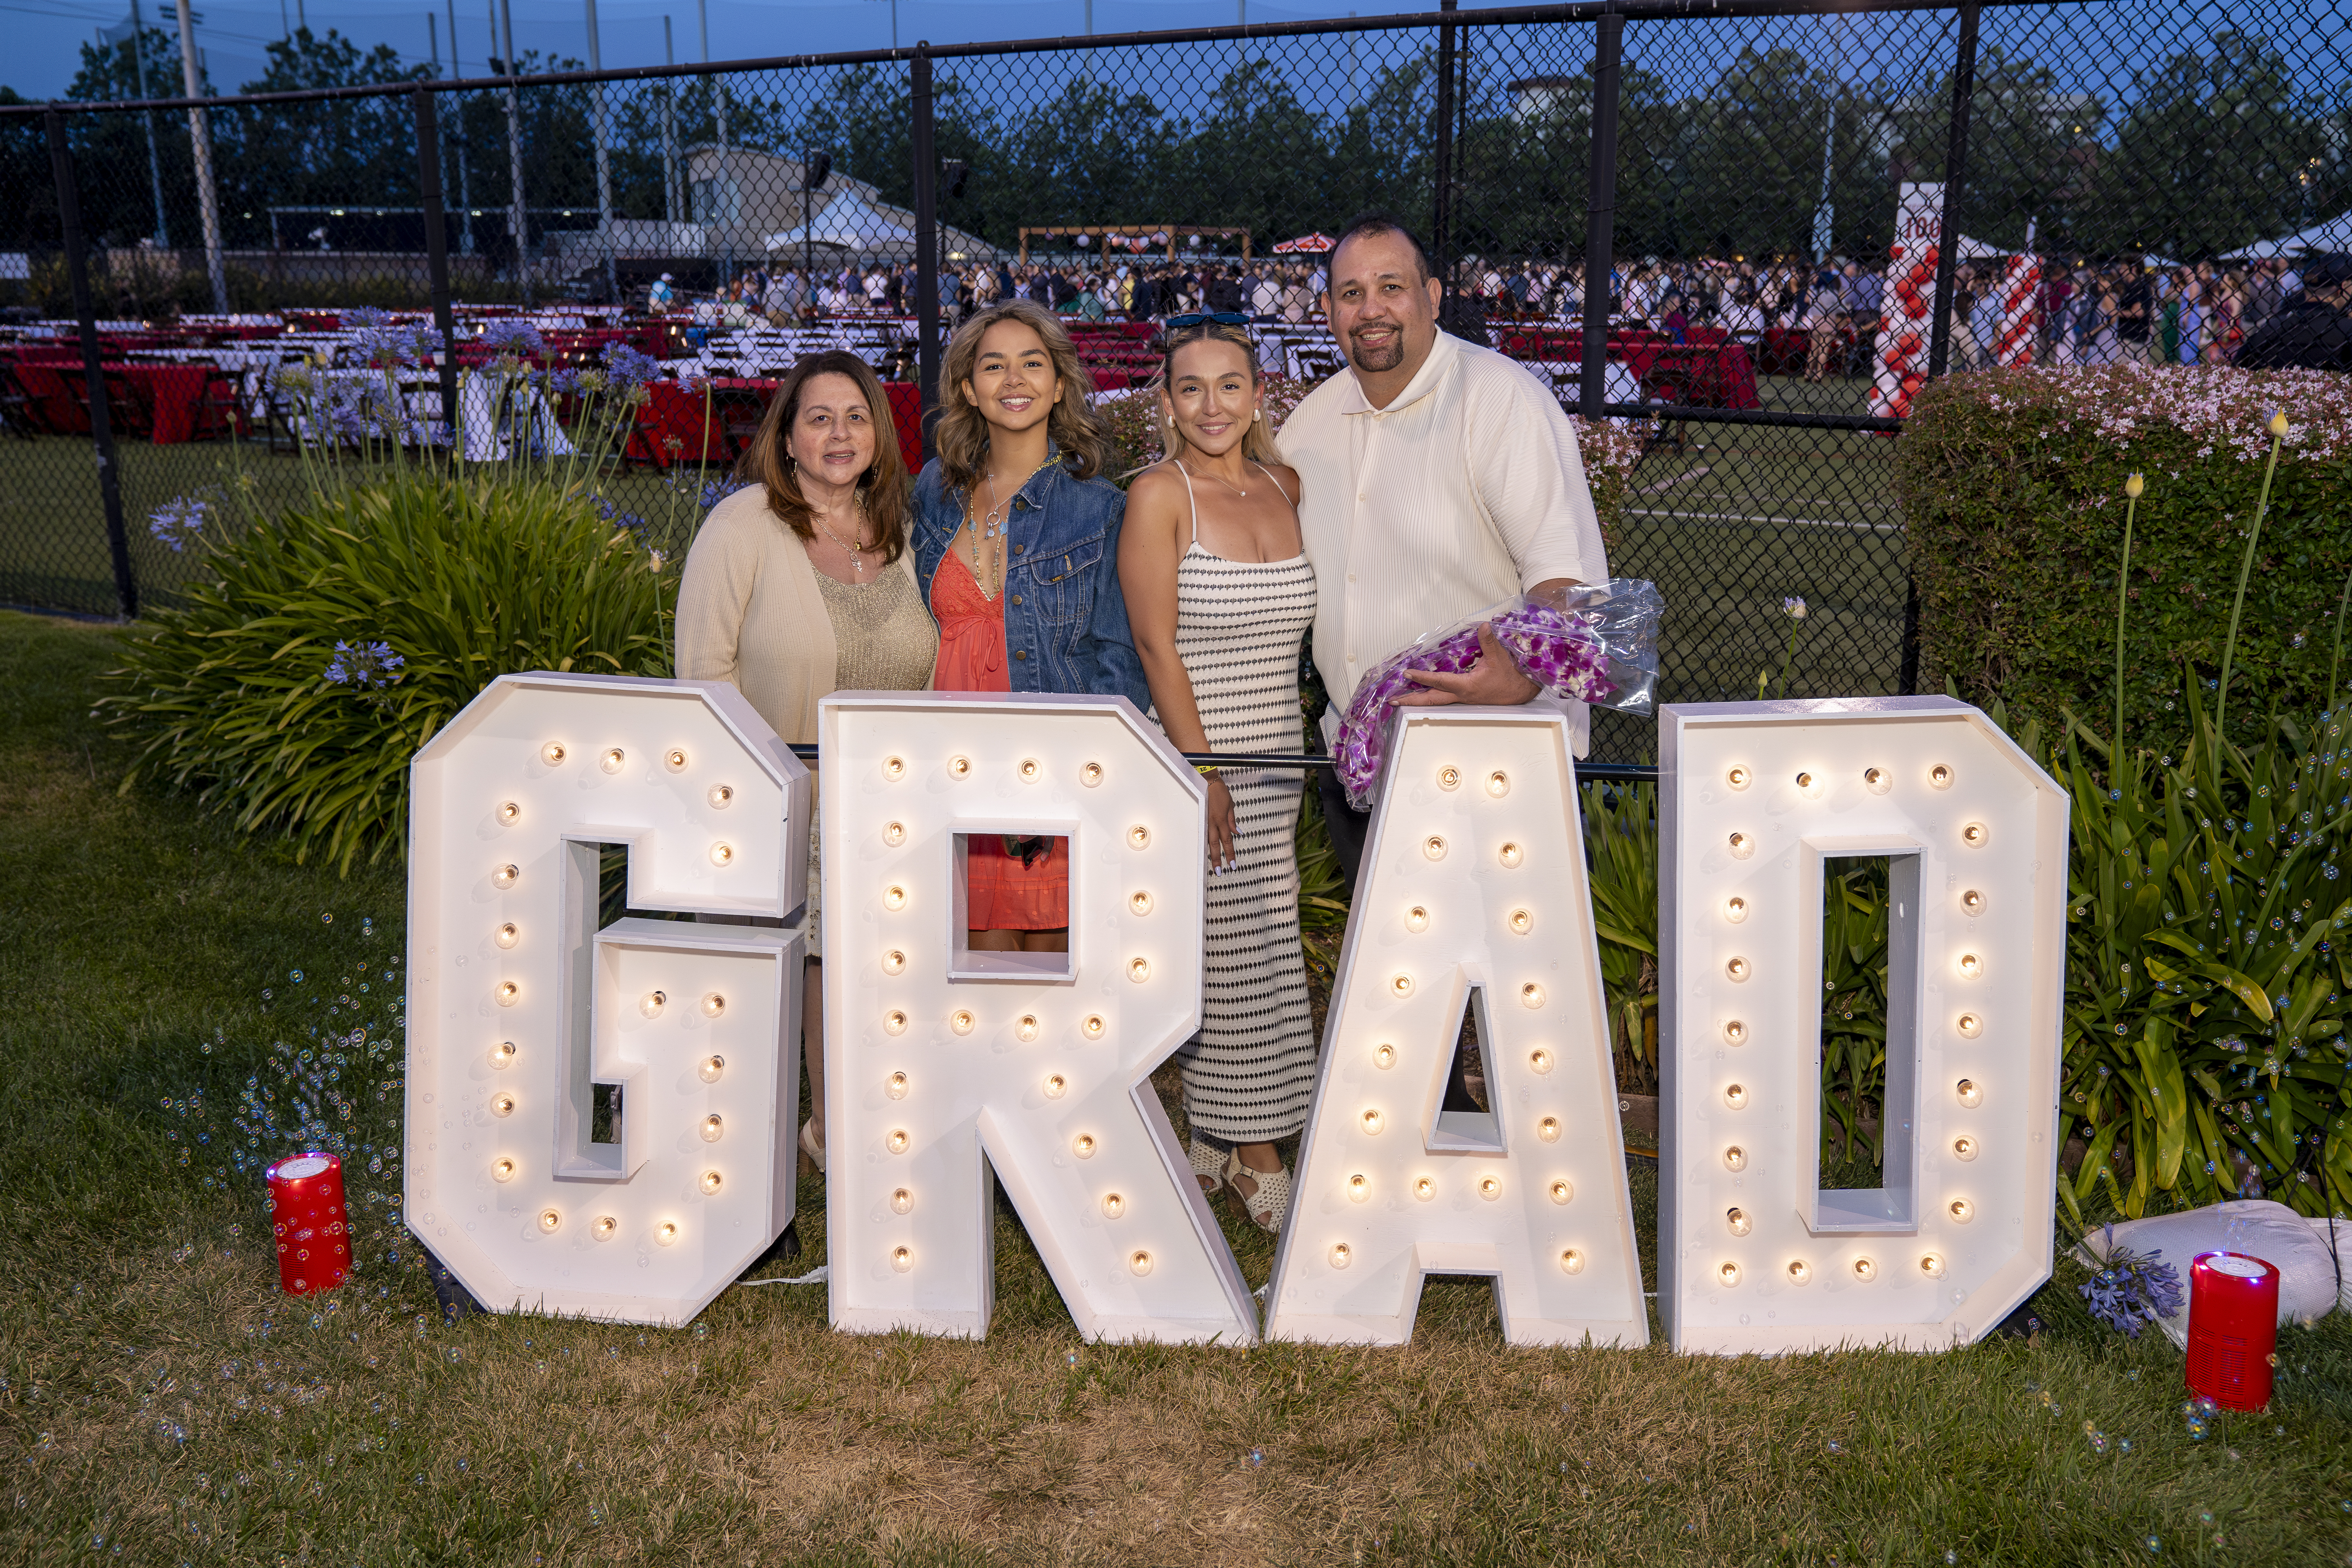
[[148, 495, 212, 552], [698, 474, 748, 513], [1334, 596, 1634, 808], [479, 319, 545, 358], [2079, 1230, 2185, 1338], [323, 640, 406, 690], [595, 495, 651, 534], [600, 341, 661, 390]]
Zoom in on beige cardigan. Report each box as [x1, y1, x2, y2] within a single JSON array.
[[674, 485, 929, 746]]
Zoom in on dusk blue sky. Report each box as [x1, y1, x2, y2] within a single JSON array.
[[6, 0, 1467, 100]]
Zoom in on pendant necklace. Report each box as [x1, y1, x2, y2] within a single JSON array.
[[1176, 457, 1247, 498], [969, 453, 1060, 600], [811, 495, 874, 579]]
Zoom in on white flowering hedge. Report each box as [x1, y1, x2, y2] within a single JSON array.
[[1898, 364, 2352, 753]]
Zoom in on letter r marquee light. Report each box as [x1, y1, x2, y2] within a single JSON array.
[[1267, 708, 1650, 1347], [821, 692, 1258, 1345], [407, 674, 811, 1326], [1659, 697, 2068, 1354]]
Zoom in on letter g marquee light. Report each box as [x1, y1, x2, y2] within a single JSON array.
[[1659, 697, 2068, 1354], [407, 673, 811, 1325]]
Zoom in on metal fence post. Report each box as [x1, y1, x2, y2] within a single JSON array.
[[1432, 0, 1456, 299], [911, 42, 940, 458], [45, 108, 136, 622], [1924, 0, 1978, 381], [412, 86, 463, 452], [1578, 9, 1622, 421]]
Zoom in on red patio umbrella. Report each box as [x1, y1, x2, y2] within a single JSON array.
[[1273, 233, 1337, 253]]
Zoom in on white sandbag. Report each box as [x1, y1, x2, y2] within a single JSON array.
[[2074, 1200, 2345, 1348]]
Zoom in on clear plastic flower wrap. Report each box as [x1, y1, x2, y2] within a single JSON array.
[[1334, 579, 1662, 809]]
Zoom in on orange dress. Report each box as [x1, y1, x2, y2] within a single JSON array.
[[931, 550, 1070, 930]]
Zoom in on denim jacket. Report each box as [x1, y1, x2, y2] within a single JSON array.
[[910, 448, 1151, 710]]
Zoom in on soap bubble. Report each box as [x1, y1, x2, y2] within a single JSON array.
[[321, 913, 333, 924], [290, 970, 303, 983]]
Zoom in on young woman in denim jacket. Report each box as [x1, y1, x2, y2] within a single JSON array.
[[912, 299, 1149, 960]]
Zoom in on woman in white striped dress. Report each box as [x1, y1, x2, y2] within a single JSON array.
[[1118, 316, 1319, 1232]]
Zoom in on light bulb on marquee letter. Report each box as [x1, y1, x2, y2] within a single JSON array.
[[406, 673, 811, 1327], [1658, 697, 2066, 1354], [821, 693, 1256, 1345], [1265, 709, 1648, 1348]]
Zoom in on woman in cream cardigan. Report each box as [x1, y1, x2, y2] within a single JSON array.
[[676, 349, 937, 1176]]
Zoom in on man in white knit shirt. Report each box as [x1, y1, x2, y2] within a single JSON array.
[[1279, 212, 1610, 890]]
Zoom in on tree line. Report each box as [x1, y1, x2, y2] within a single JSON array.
[[2, 23, 2343, 275]]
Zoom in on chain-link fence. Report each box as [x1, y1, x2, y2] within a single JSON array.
[[2, 0, 2344, 761]]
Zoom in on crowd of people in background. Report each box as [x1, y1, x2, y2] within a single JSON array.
[[654, 247, 2347, 375]]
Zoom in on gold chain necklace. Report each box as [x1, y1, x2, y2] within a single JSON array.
[[968, 454, 1060, 601], [810, 495, 874, 579]]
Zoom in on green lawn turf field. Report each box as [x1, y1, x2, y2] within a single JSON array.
[[5, 609, 2350, 1565]]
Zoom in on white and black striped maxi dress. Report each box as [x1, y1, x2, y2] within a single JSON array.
[[1163, 466, 1321, 1144]]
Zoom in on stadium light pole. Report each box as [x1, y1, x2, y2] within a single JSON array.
[[171, 0, 228, 311], [583, 0, 617, 301], [122, 0, 170, 248], [662, 16, 681, 229], [447, 0, 475, 254], [497, 0, 531, 303]]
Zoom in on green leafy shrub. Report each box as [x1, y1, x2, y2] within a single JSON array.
[[103, 469, 673, 872], [2053, 685, 2352, 1223], [1899, 365, 2352, 755]]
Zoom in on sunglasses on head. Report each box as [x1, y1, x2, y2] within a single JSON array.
[[1165, 311, 1252, 328]]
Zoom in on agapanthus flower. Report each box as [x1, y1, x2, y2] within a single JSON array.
[[2079, 1229, 2185, 1338], [480, 319, 545, 357], [1783, 595, 1808, 620], [323, 640, 406, 690], [698, 475, 748, 513], [148, 496, 212, 552], [595, 495, 650, 534], [350, 325, 417, 370], [600, 342, 661, 391]]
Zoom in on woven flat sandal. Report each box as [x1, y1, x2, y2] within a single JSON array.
[[1188, 1136, 1230, 1198], [1231, 1161, 1294, 1234]]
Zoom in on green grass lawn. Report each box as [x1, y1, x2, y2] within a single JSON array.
[[5, 608, 2351, 1566]]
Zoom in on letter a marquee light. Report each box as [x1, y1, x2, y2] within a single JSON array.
[[822, 693, 1258, 1344], [1659, 697, 2067, 1354], [1266, 708, 1650, 1347], [407, 674, 811, 1325]]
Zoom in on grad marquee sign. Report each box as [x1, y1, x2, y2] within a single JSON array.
[[407, 680, 2067, 1353]]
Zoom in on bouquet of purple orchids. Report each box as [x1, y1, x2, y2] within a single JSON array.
[[1334, 579, 1662, 809]]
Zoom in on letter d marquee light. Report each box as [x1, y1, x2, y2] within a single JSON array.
[[407, 674, 811, 1325], [1659, 697, 2067, 1353], [822, 693, 1258, 1344]]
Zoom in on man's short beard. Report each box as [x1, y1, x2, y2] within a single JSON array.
[[1348, 329, 1408, 372]]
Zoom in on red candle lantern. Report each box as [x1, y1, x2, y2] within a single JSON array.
[[2184, 1251, 2279, 1413], [266, 1152, 353, 1296]]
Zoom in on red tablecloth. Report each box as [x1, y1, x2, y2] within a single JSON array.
[[1644, 343, 1761, 410], [635, 378, 923, 472], [13, 361, 221, 442]]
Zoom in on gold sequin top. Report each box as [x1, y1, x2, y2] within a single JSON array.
[[815, 565, 939, 692]]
